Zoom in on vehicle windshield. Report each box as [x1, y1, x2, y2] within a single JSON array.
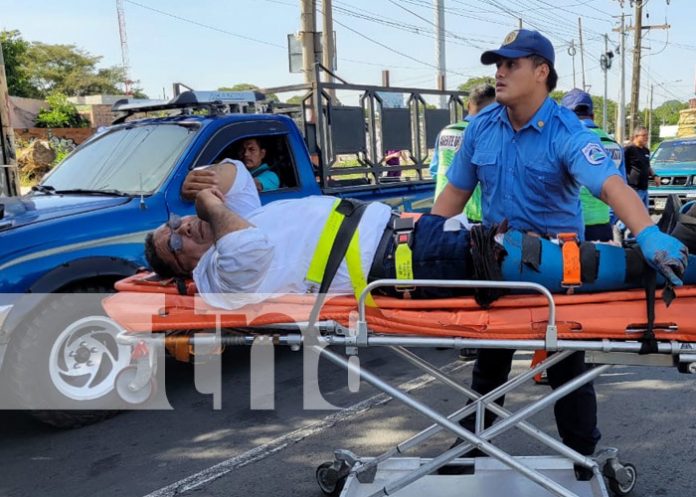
[[42, 123, 199, 194], [652, 140, 696, 163]]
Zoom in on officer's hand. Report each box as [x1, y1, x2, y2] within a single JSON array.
[[636, 225, 689, 286], [195, 187, 226, 222], [182, 167, 218, 200]]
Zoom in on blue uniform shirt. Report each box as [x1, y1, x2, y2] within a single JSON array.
[[446, 97, 621, 239]]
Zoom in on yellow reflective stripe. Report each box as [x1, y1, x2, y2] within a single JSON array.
[[394, 242, 414, 281], [345, 231, 376, 307], [306, 199, 343, 285], [305, 199, 376, 307]]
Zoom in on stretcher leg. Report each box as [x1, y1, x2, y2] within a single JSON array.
[[316, 344, 610, 497]]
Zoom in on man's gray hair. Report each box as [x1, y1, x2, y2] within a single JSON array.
[[468, 83, 496, 109], [633, 125, 648, 136]]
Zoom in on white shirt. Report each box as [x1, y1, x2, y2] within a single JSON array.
[[217, 159, 261, 217], [194, 195, 392, 310]]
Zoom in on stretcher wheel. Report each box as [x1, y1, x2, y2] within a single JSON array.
[[316, 461, 346, 496], [608, 463, 637, 496], [115, 366, 156, 405], [677, 361, 696, 374]]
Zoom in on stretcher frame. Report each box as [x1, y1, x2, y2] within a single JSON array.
[[112, 278, 696, 497]]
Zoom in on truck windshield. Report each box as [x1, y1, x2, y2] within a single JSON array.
[[42, 123, 199, 194], [652, 141, 696, 163]]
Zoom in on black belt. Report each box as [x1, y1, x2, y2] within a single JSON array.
[[369, 213, 399, 281]]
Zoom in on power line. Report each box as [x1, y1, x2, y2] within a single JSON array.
[[124, 0, 286, 49]]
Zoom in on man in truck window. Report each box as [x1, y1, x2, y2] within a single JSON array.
[[181, 137, 280, 200], [240, 137, 280, 192]]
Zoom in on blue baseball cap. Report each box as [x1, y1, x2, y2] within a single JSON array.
[[481, 29, 555, 66], [561, 88, 594, 114]]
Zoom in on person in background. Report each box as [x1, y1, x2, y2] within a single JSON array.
[[241, 137, 280, 192], [383, 150, 405, 178], [560, 88, 625, 241], [624, 126, 653, 211], [430, 83, 496, 223]]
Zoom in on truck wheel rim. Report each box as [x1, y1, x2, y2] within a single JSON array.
[[48, 316, 131, 402]]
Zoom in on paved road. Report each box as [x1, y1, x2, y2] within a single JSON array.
[[1, 346, 694, 497]]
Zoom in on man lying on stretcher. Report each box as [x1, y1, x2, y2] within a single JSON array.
[[144, 160, 690, 310]]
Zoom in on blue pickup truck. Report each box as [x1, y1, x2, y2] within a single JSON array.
[[0, 86, 464, 427]]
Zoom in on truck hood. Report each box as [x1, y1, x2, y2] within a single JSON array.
[[652, 161, 696, 176], [0, 194, 131, 232]]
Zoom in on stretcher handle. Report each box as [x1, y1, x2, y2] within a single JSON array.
[[358, 279, 558, 346]]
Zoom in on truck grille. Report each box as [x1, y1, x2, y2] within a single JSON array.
[[657, 175, 692, 186]]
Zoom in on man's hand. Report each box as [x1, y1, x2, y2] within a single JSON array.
[[195, 187, 226, 222], [636, 225, 689, 286], [182, 167, 219, 200]]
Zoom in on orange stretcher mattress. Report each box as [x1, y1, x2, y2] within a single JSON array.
[[103, 272, 696, 342]]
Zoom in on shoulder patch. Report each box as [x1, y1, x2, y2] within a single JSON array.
[[581, 142, 607, 165]]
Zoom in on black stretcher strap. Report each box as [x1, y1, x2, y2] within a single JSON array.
[[521, 234, 542, 272], [579, 242, 599, 284], [317, 198, 368, 295], [470, 224, 509, 308], [639, 268, 659, 355]]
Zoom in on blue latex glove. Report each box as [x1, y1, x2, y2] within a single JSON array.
[[635, 225, 689, 286]]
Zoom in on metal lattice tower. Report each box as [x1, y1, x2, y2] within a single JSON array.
[[116, 0, 132, 94]]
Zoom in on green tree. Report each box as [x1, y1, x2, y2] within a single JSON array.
[[25, 42, 126, 96], [217, 83, 279, 102], [653, 99, 687, 126], [35, 92, 89, 128], [0, 30, 39, 97], [457, 76, 495, 94]]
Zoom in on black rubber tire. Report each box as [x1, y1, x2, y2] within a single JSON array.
[[5, 286, 126, 429], [316, 462, 345, 497], [608, 463, 637, 496]]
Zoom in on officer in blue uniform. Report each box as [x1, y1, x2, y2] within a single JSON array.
[[433, 29, 688, 468]]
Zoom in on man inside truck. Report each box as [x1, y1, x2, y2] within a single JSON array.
[[181, 137, 281, 200]]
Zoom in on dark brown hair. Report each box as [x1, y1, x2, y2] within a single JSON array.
[[529, 55, 558, 92]]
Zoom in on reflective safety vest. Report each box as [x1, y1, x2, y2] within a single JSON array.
[[580, 126, 623, 226], [434, 121, 482, 222], [305, 199, 376, 307]]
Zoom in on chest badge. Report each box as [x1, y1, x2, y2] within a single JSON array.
[[537, 120, 544, 128]]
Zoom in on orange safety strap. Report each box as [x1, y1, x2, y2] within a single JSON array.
[[558, 232, 581, 287]]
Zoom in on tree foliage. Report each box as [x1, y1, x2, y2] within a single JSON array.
[[1, 30, 39, 98], [217, 83, 279, 102], [35, 92, 89, 128], [457, 76, 496, 95], [1, 29, 145, 98], [652, 99, 688, 126]]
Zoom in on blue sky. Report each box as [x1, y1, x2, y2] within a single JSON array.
[[2, 0, 694, 107]]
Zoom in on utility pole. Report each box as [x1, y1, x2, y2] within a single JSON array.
[[648, 83, 654, 148], [601, 34, 610, 131], [578, 18, 586, 91], [568, 40, 577, 89], [434, 0, 446, 109], [518, 18, 523, 29], [628, 0, 643, 137], [625, 0, 670, 137], [321, 0, 335, 98], [300, 0, 317, 85], [0, 40, 19, 197], [612, 13, 627, 144]]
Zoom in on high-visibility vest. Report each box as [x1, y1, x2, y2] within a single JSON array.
[[305, 199, 376, 307], [434, 121, 482, 222], [580, 126, 623, 226]]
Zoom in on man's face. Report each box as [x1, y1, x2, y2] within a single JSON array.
[[241, 139, 266, 171], [633, 130, 648, 147], [153, 215, 215, 275], [494, 57, 546, 106]]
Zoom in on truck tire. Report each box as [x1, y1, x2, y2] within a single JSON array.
[[6, 287, 131, 428]]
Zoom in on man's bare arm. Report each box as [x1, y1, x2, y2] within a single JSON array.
[[181, 161, 238, 201], [600, 175, 652, 235], [431, 183, 473, 217], [195, 188, 251, 242]]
